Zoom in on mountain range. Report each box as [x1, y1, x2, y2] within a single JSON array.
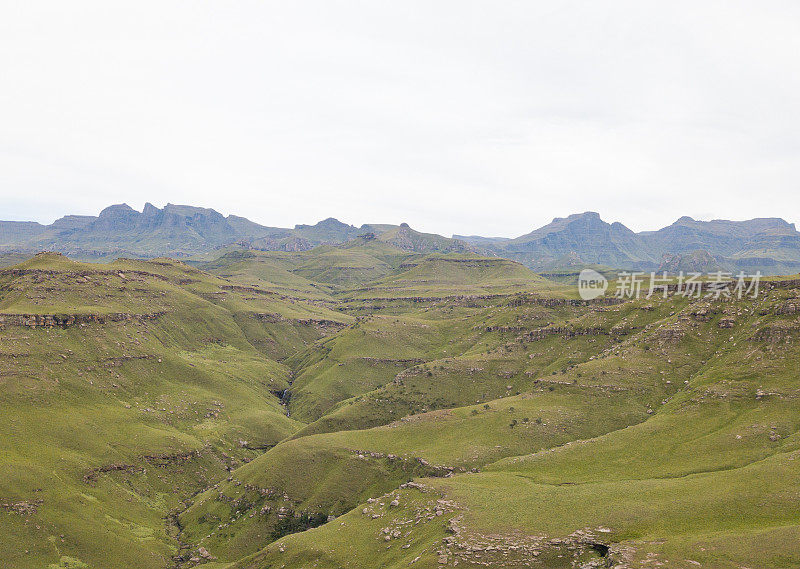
[[460, 211, 800, 275], [2, 204, 800, 275]]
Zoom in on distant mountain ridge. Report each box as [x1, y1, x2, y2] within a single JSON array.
[[1, 203, 274, 259], [461, 211, 800, 275], [0, 204, 472, 261], [2, 205, 799, 274]]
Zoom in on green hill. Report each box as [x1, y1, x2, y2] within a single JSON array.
[[2, 248, 799, 569], [178, 277, 800, 568], [0, 253, 351, 568], [375, 224, 474, 254], [343, 253, 559, 299]]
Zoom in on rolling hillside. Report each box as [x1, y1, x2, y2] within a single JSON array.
[[0, 253, 350, 568], [0, 246, 798, 569], [181, 277, 800, 569]]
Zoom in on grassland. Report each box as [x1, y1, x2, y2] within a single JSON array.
[[1, 245, 798, 569], [0, 253, 348, 568]]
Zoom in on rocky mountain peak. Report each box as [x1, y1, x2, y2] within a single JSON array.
[[142, 202, 160, 217], [315, 218, 350, 229], [98, 203, 137, 219]]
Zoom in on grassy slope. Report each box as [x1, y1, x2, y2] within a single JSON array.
[[424, 289, 800, 568], [189, 282, 800, 568], [198, 250, 335, 300], [0, 251, 32, 268], [204, 245, 571, 429], [284, 311, 484, 422], [340, 254, 565, 299], [0, 254, 353, 569], [229, 484, 457, 569], [5, 247, 800, 569], [291, 296, 648, 436]]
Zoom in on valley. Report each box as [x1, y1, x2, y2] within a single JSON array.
[[0, 236, 798, 569]]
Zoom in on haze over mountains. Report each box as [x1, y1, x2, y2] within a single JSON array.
[[2, 204, 799, 275]]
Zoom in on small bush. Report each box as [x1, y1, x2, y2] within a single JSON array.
[[271, 512, 329, 540]]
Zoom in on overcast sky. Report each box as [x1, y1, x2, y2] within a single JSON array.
[[1, 1, 799, 236]]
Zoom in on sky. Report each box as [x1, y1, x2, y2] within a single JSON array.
[[1, 1, 799, 237]]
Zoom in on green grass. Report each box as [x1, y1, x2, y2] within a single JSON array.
[[0, 253, 352, 568], [186, 272, 800, 568], [341, 254, 568, 299], [3, 249, 800, 569], [230, 484, 456, 569]]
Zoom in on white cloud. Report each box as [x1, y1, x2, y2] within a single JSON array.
[[1, 1, 799, 235]]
